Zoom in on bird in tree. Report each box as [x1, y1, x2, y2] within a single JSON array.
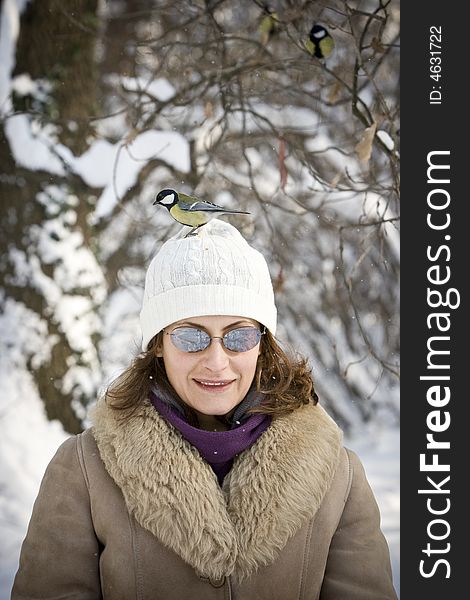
[[258, 4, 280, 46], [304, 24, 335, 61], [153, 189, 250, 236]]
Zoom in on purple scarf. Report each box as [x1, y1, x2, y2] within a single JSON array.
[[149, 386, 271, 485]]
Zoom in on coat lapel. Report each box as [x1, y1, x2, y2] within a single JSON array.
[[225, 405, 342, 579], [91, 399, 342, 581]]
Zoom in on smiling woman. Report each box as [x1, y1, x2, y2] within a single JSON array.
[[160, 316, 262, 426], [12, 219, 398, 599]]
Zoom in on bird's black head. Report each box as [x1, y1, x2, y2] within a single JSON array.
[[310, 24, 328, 41], [153, 189, 178, 210]]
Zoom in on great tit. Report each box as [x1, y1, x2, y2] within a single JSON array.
[[304, 24, 335, 60], [259, 5, 280, 46], [153, 189, 250, 236]]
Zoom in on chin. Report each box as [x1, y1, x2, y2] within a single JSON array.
[[196, 404, 235, 417], [192, 397, 239, 415]]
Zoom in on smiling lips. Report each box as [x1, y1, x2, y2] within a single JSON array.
[[194, 379, 234, 391]]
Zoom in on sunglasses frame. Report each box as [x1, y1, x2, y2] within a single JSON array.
[[164, 325, 266, 353]]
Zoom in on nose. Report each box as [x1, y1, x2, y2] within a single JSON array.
[[201, 338, 230, 371]]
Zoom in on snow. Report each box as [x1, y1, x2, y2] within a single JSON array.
[[67, 130, 191, 220], [0, 2, 399, 598], [377, 129, 395, 151], [5, 114, 191, 220], [0, 300, 69, 595], [0, 0, 29, 111], [114, 75, 176, 102], [4, 114, 66, 174]]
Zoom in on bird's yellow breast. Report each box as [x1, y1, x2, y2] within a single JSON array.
[[319, 36, 334, 58], [169, 204, 210, 227]]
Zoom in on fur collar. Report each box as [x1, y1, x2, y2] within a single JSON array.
[[91, 399, 342, 581]]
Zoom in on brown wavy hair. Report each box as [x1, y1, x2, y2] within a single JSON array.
[[105, 329, 318, 421]]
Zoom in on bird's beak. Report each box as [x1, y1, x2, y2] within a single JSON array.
[[153, 198, 159, 205]]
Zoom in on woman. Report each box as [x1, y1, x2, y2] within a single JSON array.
[[12, 219, 397, 599]]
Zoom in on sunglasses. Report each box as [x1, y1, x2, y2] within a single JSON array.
[[164, 326, 265, 353]]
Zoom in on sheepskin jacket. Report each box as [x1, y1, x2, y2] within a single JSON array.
[[12, 400, 397, 600]]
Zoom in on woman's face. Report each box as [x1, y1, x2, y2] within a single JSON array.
[[160, 315, 260, 419]]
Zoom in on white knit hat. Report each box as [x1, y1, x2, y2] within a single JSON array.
[[140, 219, 277, 350]]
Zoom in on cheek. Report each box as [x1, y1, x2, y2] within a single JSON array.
[[161, 340, 188, 378], [162, 345, 191, 373], [237, 350, 259, 380]]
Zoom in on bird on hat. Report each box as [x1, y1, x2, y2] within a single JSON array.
[[153, 189, 250, 236]]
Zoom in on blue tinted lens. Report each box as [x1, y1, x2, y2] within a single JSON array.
[[223, 327, 262, 352], [168, 326, 263, 353], [169, 327, 211, 352]]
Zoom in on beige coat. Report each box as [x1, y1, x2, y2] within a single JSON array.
[[12, 400, 397, 599]]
